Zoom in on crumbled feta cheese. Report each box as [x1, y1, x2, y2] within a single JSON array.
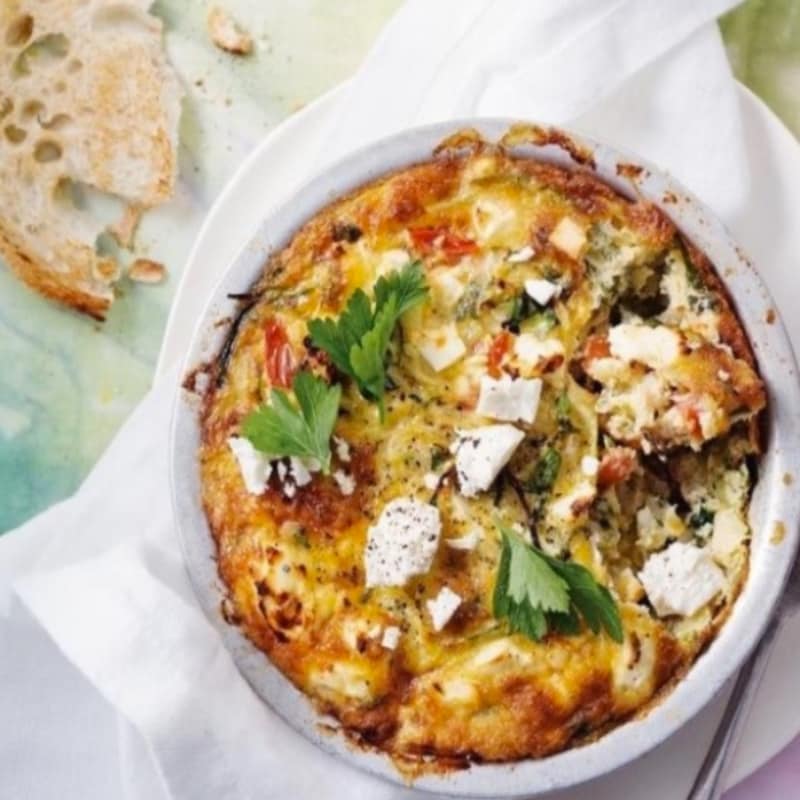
[[608, 323, 681, 369], [524, 278, 560, 306], [711, 508, 748, 561], [446, 529, 481, 551], [454, 425, 525, 497], [585, 356, 627, 385], [283, 482, 297, 499], [227, 437, 272, 495], [289, 457, 315, 487], [381, 626, 401, 650], [639, 542, 726, 617], [376, 248, 411, 277], [367, 624, 382, 639], [419, 323, 467, 372], [473, 198, 516, 242], [429, 269, 465, 309], [508, 245, 535, 263], [276, 461, 288, 481], [549, 216, 587, 259], [476, 374, 542, 424], [581, 455, 599, 477], [717, 369, 731, 382], [422, 472, 440, 491], [364, 499, 442, 587], [334, 436, 351, 463], [548, 480, 596, 521], [636, 500, 685, 551], [514, 335, 564, 370], [426, 586, 462, 631], [333, 470, 355, 496]]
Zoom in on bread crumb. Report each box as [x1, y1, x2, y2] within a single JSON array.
[[207, 7, 253, 55], [109, 205, 141, 249], [129, 258, 166, 284]]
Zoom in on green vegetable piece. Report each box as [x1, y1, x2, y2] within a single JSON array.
[[308, 261, 428, 419], [493, 522, 624, 643], [241, 371, 341, 473], [528, 447, 562, 492]]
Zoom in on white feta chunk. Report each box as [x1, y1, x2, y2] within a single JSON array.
[[639, 542, 726, 617], [473, 198, 516, 242], [524, 278, 560, 306], [549, 216, 587, 259], [454, 425, 525, 497], [419, 323, 467, 372], [429, 269, 465, 309], [289, 456, 316, 487], [364, 499, 442, 587], [334, 436, 351, 463], [333, 470, 355, 496], [381, 626, 402, 650], [548, 480, 596, 522], [446, 529, 482, 551], [508, 245, 535, 263], [423, 472, 440, 491], [227, 437, 272, 495], [514, 335, 564, 370], [376, 248, 412, 277], [711, 508, 748, 561], [476, 375, 542, 424], [609, 323, 681, 370], [581, 455, 599, 477], [426, 586, 462, 631]]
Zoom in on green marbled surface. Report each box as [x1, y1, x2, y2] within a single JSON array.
[[0, 0, 795, 532]]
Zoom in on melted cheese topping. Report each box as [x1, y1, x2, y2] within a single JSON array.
[[198, 141, 765, 774]]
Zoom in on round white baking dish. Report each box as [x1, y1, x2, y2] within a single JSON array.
[[170, 119, 800, 797]]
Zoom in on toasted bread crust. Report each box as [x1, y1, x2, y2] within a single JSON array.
[[0, 217, 111, 319]]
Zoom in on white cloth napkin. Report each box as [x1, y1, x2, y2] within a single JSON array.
[[2, 2, 748, 798]]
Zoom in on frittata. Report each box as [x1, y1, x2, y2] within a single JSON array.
[[197, 127, 765, 772]]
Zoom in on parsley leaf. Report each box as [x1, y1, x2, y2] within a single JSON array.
[[308, 261, 428, 419], [493, 522, 623, 643], [241, 371, 341, 473]]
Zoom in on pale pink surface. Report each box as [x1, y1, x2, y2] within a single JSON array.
[[725, 733, 800, 798]]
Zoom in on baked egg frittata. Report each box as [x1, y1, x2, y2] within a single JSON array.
[[197, 129, 765, 771]]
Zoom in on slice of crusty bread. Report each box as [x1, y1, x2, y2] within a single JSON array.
[[0, 0, 182, 319]]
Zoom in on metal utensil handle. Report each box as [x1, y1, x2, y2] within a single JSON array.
[[687, 617, 783, 800]]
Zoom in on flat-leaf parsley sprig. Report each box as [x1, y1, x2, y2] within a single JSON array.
[[242, 371, 341, 473], [492, 521, 623, 643], [308, 261, 428, 419]]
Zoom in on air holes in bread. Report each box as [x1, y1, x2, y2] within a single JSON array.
[[4, 125, 26, 144], [6, 15, 34, 47], [40, 113, 72, 131], [34, 140, 62, 163], [12, 33, 70, 77]]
